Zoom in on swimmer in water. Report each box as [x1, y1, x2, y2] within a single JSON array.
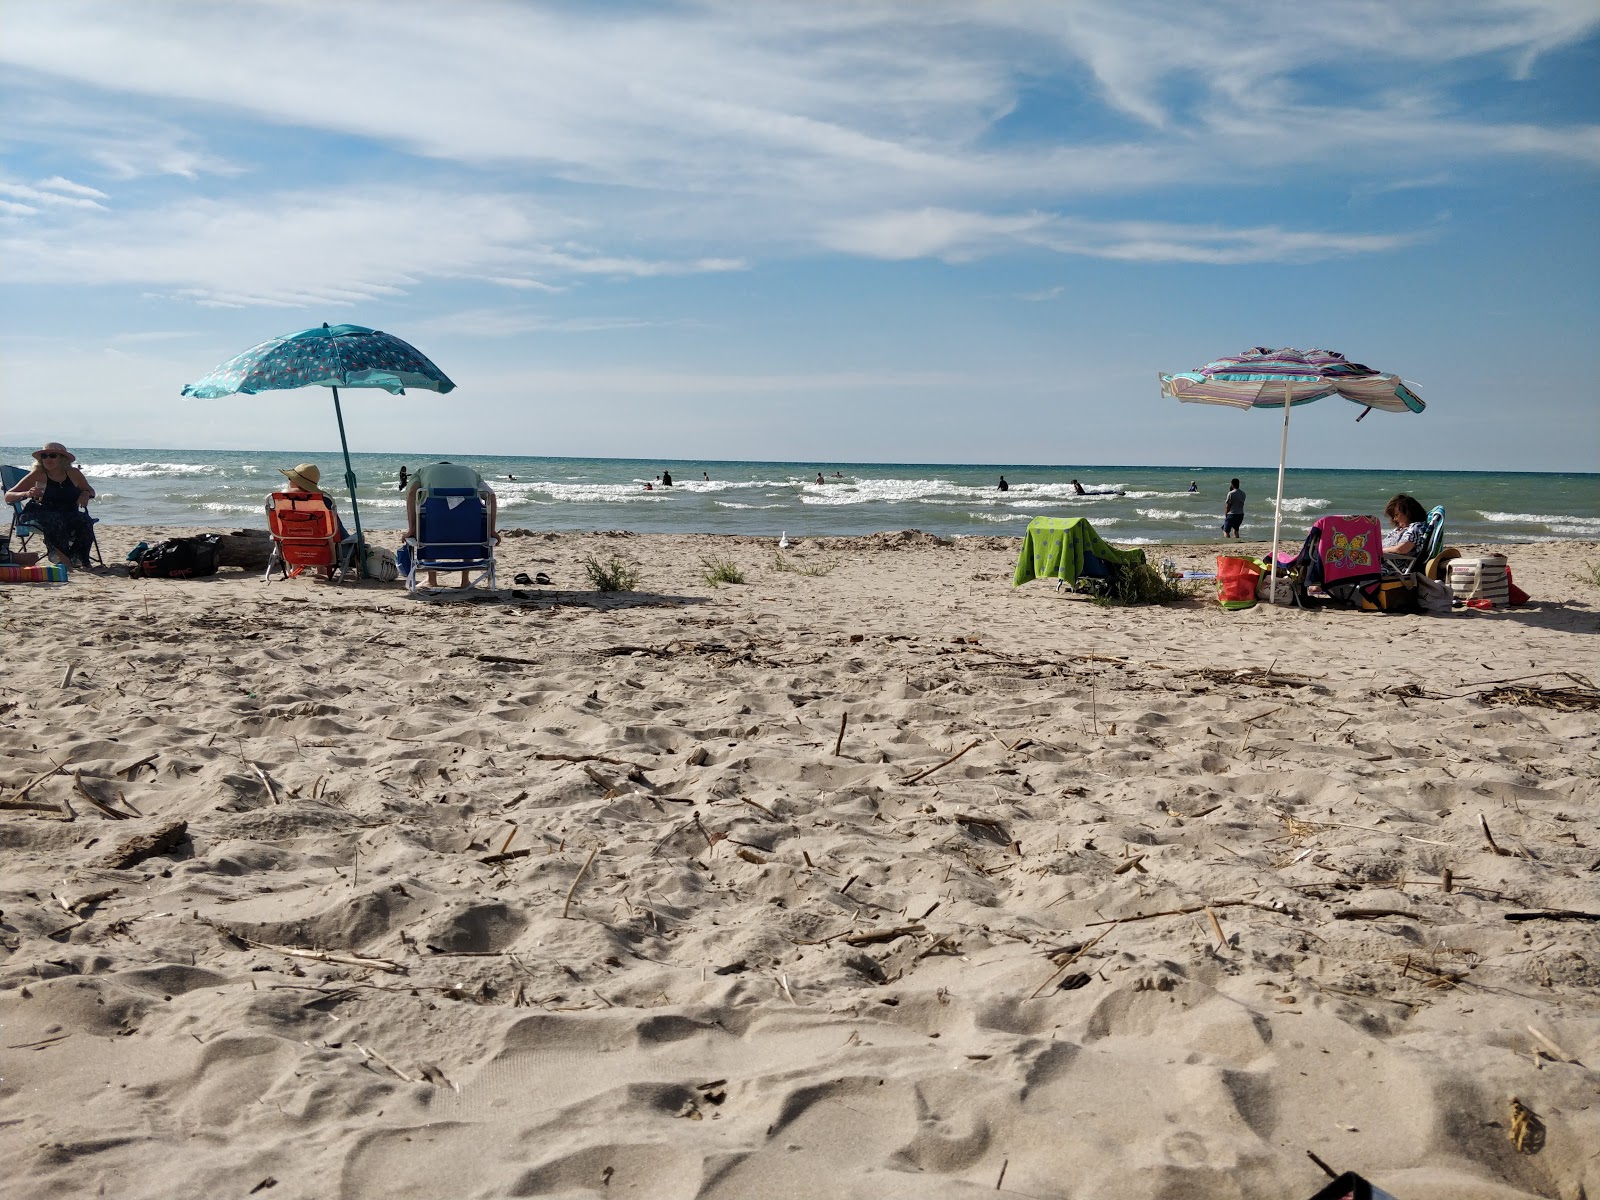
[[1070, 479, 1085, 495]]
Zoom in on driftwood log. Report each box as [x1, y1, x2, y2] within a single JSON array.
[[216, 529, 274, 571], [97, 819, 188, 869]]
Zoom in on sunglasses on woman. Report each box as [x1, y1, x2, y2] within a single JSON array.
[[39, 453, 64, 459]]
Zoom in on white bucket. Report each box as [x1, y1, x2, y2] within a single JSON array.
[[1449, 555, 1509, 606]]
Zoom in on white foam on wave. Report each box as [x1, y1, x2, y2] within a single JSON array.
[[800, 477, 960, 507], [1122, 490, 1198, 500], [1137, 508, 1195, 522], [1276, 497, 1331, 514], [87, 462, 223, 479], [715, 501, 786, 510], [200, 502, 259, 514], [965, 511, 1031, 523], [1479, 511, 1600, 532]]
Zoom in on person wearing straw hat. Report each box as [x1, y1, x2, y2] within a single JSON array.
[[278, 463, 350, 541], [3, 442, 97, 568]]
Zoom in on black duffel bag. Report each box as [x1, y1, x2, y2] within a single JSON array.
[[128, 535, 222, 579]]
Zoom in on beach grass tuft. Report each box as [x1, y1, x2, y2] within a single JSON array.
[[581, 554, 641, 592], [700, 556, 746, 587], [772, 551, 839, 577], [1094, 562, 1192, 607], [1578, 561, 1600, 588]]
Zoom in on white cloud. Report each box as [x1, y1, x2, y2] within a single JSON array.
[[37, 175, 108, 199], [822, 207, 1425, 265], [0, 187, 748, 308]]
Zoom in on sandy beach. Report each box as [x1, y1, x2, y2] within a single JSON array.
[[2, 527, 1596, 1200]]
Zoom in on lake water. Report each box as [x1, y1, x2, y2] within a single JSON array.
[[5, 447, 1596, 544]]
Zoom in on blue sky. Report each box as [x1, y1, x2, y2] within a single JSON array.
[[2, 0, 1597, 471]]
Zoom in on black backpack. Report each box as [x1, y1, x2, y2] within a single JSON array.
[[128, 535, 222, 579]]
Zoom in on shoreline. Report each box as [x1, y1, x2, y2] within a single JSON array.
[[3, 530, 1596, 1197]]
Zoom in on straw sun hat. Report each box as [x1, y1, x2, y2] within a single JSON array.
[[32, 442, 76, 463], [278, 463, 323, 493]]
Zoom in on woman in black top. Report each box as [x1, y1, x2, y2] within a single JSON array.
[[4, 443, 97, 568]]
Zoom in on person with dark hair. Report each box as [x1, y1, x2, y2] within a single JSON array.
[[1382, 493, 1429, 558], [1222, 478, 1245, 538], [997, 476, 1009, 492]]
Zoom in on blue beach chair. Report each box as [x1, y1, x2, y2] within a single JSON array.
[[1382, 504, 1445, 579], [2, 463, 104, 567], [404, 486, 496, 594]]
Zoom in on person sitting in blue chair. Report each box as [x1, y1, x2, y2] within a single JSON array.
[[3, 443, 97, 568], [403, 461, 499, 589]]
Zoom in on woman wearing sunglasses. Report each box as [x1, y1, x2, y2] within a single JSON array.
[[4, 442, 97, 568]]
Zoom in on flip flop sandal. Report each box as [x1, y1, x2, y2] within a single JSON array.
[[513, 572, 533, 585], [535, 572, 552, 585]]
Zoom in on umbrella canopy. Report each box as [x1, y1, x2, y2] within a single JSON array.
[[182, 323, 456, 576], [181, 322, 455, 399], [1160, 347, 1423, 413], [1159, 347, 1425, 601]]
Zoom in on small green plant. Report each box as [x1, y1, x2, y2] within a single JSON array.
[[700, 555, 746, 587], [772, 551, 840, 577], [1578, 561, 1600, 588], [580, 553, 640, 592], [1093, 562, 1191, 607]]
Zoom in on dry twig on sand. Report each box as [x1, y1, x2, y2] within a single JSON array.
[[562, 846, 600, 919], [903, 739, 982, 785], [201, 918, 406, 974]]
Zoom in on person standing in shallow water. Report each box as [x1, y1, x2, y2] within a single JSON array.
[[661, 469, 672, 487], [997, 476, 1009, 492], [1222, 478, 1246, 538], [397, 465, 409, 491]]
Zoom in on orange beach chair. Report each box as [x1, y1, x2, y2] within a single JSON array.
[[264, 491, 355, 583]]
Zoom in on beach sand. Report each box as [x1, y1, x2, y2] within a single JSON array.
[[2, 527, 1597, 1200]]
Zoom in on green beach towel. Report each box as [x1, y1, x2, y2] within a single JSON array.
[[1013, 517, 1146, 588]]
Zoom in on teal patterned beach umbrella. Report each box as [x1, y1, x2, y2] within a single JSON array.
[[182, 323, 456, 573]]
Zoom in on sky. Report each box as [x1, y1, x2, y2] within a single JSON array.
[[2, 0, 1598, 472]]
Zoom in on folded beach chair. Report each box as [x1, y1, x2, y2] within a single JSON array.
[[1274, 514, 1382, 608], [1013, 516, 1146, 594], [1381, 504, 1445, 578], [264, 491, 355, 583], [404, 486, 496, 594], [2, 463, 105, 567]]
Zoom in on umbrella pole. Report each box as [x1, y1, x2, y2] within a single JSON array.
[[1269, 379, 1291, 603], [330, 385, 367, 579]]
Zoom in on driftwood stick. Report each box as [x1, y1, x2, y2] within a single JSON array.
[[60, 663, 76, 689], [476, 653, 542, 666], [205, 920, 405, 973], [1504, 909, 1600, 922], [562, 846, 600, 919], [535, 752, 651, 771], [903, 739, 982, 785], [840, 924, 924, 947], [353, 1040, 414, 1082], [740, 797, 777, 819], [480, 847, 532, 866], [1029, 926, 1115, 998], [1084, 898, 1284, 928], [1479, 813, 1510, 856], [5, 758, 72, 804], [117, 754, 159, 781], [833, 713, 848, 756], [1335, 907, 1429, 921], [74, 771, 132, 820], [248, 762, 279, 805]]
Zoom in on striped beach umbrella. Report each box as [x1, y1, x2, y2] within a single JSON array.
[[1160, 347, 1424, 599], [183, 323, 456, 574]]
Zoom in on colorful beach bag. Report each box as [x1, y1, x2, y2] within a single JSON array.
[[1216, 556, 1262, 610]]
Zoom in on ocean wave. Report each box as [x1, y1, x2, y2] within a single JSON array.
[[1122, 490, 1199, 500], [715, 501, 786, 510], [88, 462, 224, 479], [1478, 511, 1600, 532], [1276, 497, 1331, 513], [1137, 508, 1195, 521], [200, 502, 260, 513], [965, 511, 1031, 523]]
